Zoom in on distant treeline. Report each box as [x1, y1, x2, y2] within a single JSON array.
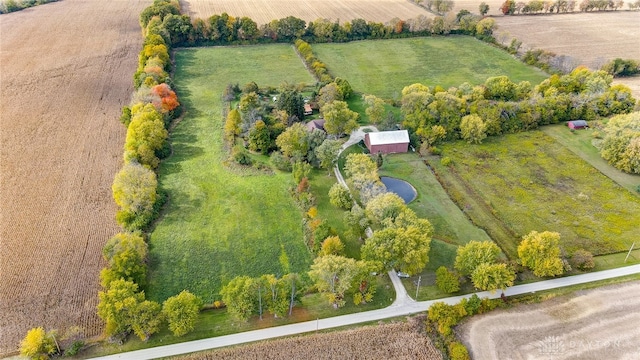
[[0, 0, 58, 14], [141, 1, 497, 48]]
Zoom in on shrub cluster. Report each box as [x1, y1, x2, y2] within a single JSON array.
[[426, 295, 501, 359], [601, 58, 640, 77], [0, 0, 58, 14]]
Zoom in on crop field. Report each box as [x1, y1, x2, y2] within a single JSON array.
[[180, 0, 432, 24], [494, 11, 640, 70], [0, 0, 149, 355], [313, 36, 549, 99], [459, 281, 640, 359], [147, 45, 316, 303], [434, 131, 640, 258], [174, 316, 441, 359]]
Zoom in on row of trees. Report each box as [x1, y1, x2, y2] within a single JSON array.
[[500, 0, 633, 14], [341, 154, 434, 276], [401, 68, 636, 150], [153, 9, 495, 47], [99, 0, 203, 346]]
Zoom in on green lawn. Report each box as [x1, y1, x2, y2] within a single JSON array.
[[313, 36, 548, 100], [147, 45, 316, 303], [378, 152, 491, 247], [437, 131, 640, 258], [541, 124, 640, 194]]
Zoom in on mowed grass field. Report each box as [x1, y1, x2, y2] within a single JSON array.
[[437, 131, 640, 258], [378, 153, 491, 246], [147, 45, 316, 303], [313, 36, 549, 99]]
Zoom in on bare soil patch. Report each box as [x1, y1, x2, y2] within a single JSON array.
[[173, 316, 442, 359], [0, 0, 150, 355], [180, 0, 433, 24], [459, 281, 640, 359], [494, 11, 640, 69]]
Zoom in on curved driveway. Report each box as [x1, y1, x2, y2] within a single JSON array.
[[92, 265, 640, 359]]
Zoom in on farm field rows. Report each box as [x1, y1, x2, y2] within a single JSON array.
[[174, 316, 440, 360], [0, 0, 150, 355], [147, 45, 316, 303], [494, 11, 640, 69], [180, 0, 432, 24], [460, 281, 640, 358], [434, 130, 640, 258], [312, 36, 549, 99]]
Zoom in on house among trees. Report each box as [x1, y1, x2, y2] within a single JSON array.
[[364, 130, 410, 154], [304, 103, 313, 116], [568, 120, 588, 130], [306, 119, 326, 132]]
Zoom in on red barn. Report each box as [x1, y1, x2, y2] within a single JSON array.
[[364, 130, 410, 154], [568, 120, 588, 130]]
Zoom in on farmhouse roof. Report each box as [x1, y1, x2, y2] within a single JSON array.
[[569, 120, 588, 127], [306, 119, 325, 132], [367, 130, 410, 146]]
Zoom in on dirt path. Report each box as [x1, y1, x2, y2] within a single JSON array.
[[0, 0, 150, 355], [459, 281, 640, 359]]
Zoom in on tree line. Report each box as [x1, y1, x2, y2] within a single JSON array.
[[398, 67, 636, 151], [500, 0, 639, 14], [0, 0, 57, 14], [148, 8, 498, 48]]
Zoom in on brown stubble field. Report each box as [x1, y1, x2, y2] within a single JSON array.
[[180, 0, 433, 24], [0, 0, 150, 355], [175, 316, 441, 360], [459, 281, 640, 359]]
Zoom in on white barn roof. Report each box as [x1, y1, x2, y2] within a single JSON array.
[[368, 130, 410, 146]]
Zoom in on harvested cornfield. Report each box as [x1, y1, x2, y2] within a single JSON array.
[[173, 316, 442, 359], [0, 0, 150, 355], [180, 0, 433, 24], [459, 281, 640, 359], [494, 11, 640, 69]]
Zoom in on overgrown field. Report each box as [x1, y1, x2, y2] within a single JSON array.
[[148, 45, 316, 303], [173, 316, 441, 359], [541, 124, 640, 194], [312, 36, 549, 99], [434, 131, 640, 258], [0, 0, 148, 355], [180, 0, 432, 24]]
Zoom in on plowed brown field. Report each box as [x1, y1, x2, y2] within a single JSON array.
[[0, 0, 150, 355], [180, 0, 433, 24], [459, 281, 640, 359]]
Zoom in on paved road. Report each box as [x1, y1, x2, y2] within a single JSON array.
[[93, 264, 640, 359]]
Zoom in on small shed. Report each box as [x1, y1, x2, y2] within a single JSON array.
[[304, 103, 313, 116], [306, 119, 325, 132], [568, 120, 588, 130], [364, 130, 410, 154]]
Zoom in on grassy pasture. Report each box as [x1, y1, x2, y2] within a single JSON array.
[[147, 45, 316, 303], [436, 131, 640, 258], [313, 36, 549, 99], [378, 152, 491, 246]]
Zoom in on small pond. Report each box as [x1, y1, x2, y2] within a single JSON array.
[[380, 176, 417, 204]]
